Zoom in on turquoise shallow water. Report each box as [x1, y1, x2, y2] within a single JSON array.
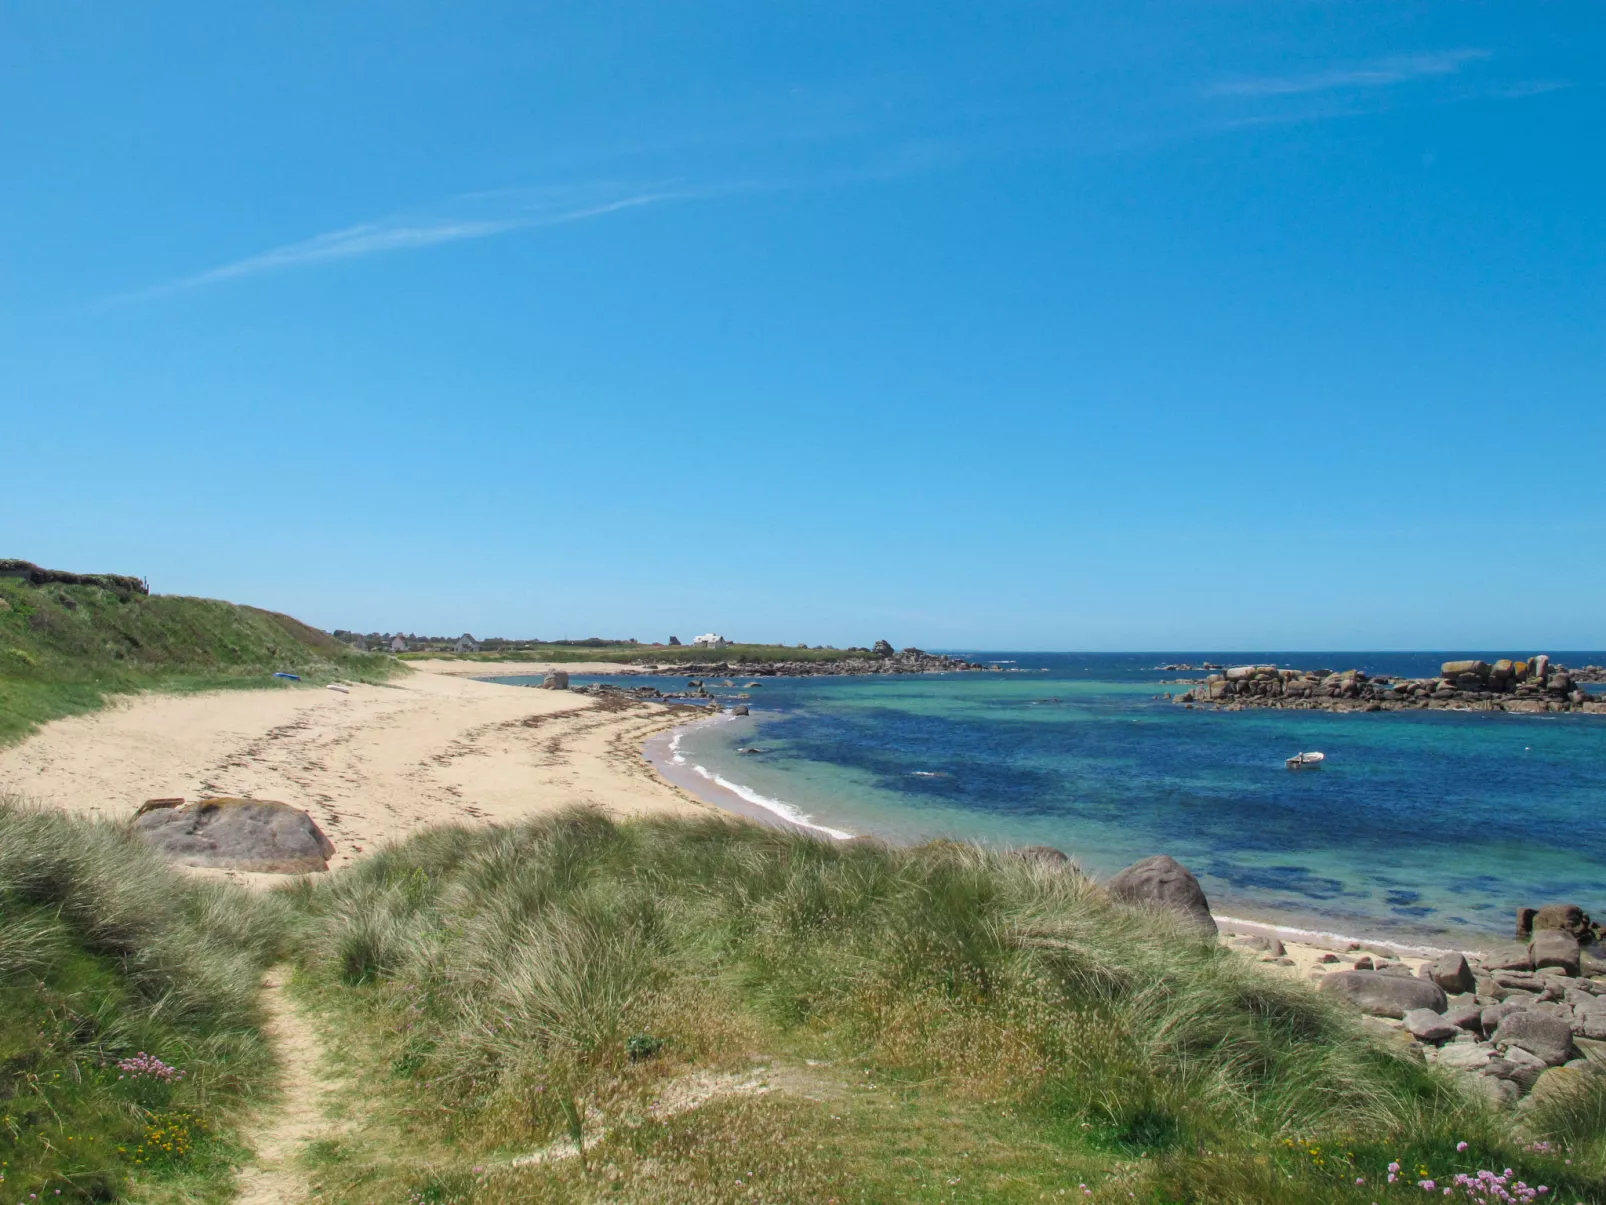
[[525, 653, 1606, 945]]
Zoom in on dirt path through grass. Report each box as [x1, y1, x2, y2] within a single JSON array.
[[233, 967, 339, 1205]]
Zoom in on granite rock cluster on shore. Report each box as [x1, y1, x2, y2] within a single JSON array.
[[1088, 848, 1606, 1109], [1313, 903, 1606, 1107], [1174, 655, 1606, 714]]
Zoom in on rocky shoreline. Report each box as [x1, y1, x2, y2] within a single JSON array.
[[1309, 903, 1606, 1108], [631, 645, 985, 677], [1172, 655, 1606, 714], [1093, 852, 1606, 1109]]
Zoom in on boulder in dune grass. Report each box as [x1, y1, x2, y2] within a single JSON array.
[[134, 797, 334, 873], [1105, 855, 1217, 935]]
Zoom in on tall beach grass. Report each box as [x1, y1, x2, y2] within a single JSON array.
[[282, 809, 1604, 1203], [0, 797, 286, 1202]]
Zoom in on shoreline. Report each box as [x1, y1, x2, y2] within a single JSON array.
[[637, 708, 1486, 961]]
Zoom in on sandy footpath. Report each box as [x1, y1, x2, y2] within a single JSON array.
[[0, 665, 712, 875]]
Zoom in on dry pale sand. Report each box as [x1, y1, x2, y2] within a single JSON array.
[[0, 665, 714, 880]]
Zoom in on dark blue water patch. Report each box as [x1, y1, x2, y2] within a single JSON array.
[[1204, 862, 1350, 900]]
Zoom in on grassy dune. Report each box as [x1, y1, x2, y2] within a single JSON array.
[[281, 811, 1606, 1205], [0, 575, 395, 745], [4, 809, 1605, 1202]]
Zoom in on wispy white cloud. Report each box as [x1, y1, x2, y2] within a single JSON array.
[[1209, 49, 1491, 99], [122, 184, 710, 301]]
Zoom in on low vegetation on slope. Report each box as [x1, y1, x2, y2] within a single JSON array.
[[0, 568, 395, 744], [284, 811, 1606, 1205], [0, 800, 287, 1203], [5, 803, 1604, 1203]]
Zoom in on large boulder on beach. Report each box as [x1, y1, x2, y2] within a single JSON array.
[[1429, 952, 1478, 995], [1441, 660, 1490, 679], [1493, 1011, 1576, 1067], [134, 798, 334, 873], [1531, 930, 1582, 977], [1482, 942, 1533, 971], [542, 671, 570, 690], [1319, 971, 1447, 1018], [1403, 1008, 1460, 1042], [1106, 855, 1216, 935]]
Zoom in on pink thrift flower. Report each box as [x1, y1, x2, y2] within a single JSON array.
[[1458, 1142, 1469, 1152]]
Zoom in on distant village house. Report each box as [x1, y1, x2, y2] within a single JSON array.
[[454, 633, 481, 653], [693, 633, 731, 649], [390, 635, 408, 653]]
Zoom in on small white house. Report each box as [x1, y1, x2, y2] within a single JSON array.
[[389, 635, 408, 653], [454, 633, 481, 653], [692, 633, 731, 649]]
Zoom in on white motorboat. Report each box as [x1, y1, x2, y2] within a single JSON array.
[[1286, 751, 1326, 770]]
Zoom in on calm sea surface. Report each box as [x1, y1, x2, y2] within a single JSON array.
[[501, 653, 1606, 945]]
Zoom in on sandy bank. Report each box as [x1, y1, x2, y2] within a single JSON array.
[[0, 670, 712, 879]]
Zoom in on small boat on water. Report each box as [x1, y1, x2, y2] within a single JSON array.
[[1286, 751, 1326, 770]]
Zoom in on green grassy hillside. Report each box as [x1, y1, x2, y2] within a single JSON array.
[[0, 569, 396, 745]]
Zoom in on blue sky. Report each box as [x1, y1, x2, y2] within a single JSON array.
[[4, 3, 1602, 650]]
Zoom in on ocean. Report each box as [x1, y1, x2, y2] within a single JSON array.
[[496, 653, 1606, 947]]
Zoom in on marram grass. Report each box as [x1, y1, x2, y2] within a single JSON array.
[[282, 808, 1606, 1204], [4, 801, 1602, 1203], [0, 798, 287, 1203]]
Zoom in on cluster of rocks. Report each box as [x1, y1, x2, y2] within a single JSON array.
[[1155, 662, 1223, 672], [1315, 904, 1606, 1107], [1174, 655, 1605, 715], [644, 647, 983, 677], [1075, 848, 1606, 1110]]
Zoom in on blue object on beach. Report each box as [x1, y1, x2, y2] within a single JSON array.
[[273, 672, 301, 681]]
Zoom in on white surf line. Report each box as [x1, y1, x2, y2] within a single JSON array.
[[664, 712, 855, 841], [687, 763, 855, 841], [1214, 914, 1468, 959]]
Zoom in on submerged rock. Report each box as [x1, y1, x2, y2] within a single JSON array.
[[134, 797, 334, 874]]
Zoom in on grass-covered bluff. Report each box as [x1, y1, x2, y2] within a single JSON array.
[[6, 801, 1604, 1204], [0, 563, 395, 744]]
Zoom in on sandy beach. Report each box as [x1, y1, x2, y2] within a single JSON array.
[[0, 662, 1450, 975], [0, 664, 712, 879]]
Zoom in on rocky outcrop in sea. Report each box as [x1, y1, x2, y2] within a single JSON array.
[[1173, 656, 1605, 714], [642, 648, 984, 677]]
